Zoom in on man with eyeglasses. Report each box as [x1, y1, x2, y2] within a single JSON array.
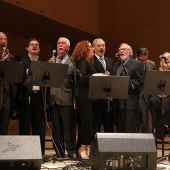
[[0, 32, 15, 135], [112, 43, 144, 133], [15, 38, 47, 161], [136, 48, 157, 133]]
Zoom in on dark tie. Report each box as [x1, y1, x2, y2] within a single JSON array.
[[116, 63, 124, 75], [99, 58, 106, 71], [58, 56, 63, 64]]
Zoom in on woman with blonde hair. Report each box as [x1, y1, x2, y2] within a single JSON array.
[[149, 52, 170, 140]]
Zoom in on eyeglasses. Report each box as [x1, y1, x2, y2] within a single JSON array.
[[0, 38, 7, 42], [29, 43, 39, 47], [118, 48, 130, 52]]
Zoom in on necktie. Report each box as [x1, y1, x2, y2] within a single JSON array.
[[143, 64, 146, 72], [59, 56, 63, 64], [116, 63, 124, 75], [99, 58, 106, 71]]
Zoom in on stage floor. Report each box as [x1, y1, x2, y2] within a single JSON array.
[[41, 137, 170, 170], [7, 119, 170, 170]]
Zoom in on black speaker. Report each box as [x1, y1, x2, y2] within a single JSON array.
[[0, 136, 42, 170], [90, 133, 157, 170]]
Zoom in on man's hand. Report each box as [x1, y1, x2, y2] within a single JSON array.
[[49, 56, 55, 63], [0, 51, 9, 61]]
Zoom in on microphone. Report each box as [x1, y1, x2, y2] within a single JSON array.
[[159, 55, 168, 61], [2, 47, 9, 54], [52, 50, 56, 62], [52, 50, 56, 56], [115, 53, 124, 57]]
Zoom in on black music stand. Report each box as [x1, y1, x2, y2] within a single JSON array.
[[142, 70, 170, 163], [0, 62, 24, 110], [25, 61, 68, 161], [88, 76, 129, 99], [24, 61, 68, 87], [88, 76, 130, 133], [88, 75, 129, 107], [0, 62, 24, 83]]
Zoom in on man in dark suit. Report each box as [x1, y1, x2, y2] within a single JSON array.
[[0, 32, 15, 135], [49, 37, 77, 160], [112, 43, 144, 133], [92, 38, 114, 132], [16, 38, 46, 159], [136, 47, 157, 133]]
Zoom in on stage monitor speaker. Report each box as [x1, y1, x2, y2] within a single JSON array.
[[90, 133, 157, 170], [0, 136, 42, 170]]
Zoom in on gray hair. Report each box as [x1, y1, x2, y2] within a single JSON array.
[[92, 38, 105, 46], [58, 37, 70, 46], [120, 43, 133, 56]]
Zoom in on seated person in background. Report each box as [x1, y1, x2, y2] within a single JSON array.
[[149, 52, 170, 140]]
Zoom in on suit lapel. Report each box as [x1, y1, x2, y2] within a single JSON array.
[[94, 55, 105, 72]]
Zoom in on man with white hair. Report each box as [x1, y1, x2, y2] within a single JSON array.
[[49, 37, 77, 160], [112, 43, 144, 133]]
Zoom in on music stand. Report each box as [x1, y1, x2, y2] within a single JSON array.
[[25, 61, 69, 161], [142, 70, 170, 163], [0, 62, 24, 110], [24, 61, 68, 87], [89, 76, 130, 133], [0, 62, 24, 83], [89, 76, 129, 99]]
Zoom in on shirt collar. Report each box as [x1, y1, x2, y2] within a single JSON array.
[[56, 54, 67, 59], [123, 57, 130, 64], [95, 54, 104, 60], [29, 54, 39, 61]]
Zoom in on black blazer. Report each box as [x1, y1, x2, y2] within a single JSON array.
[[15, 55, 44, 102], [112, 57, 144, 95], [76, 58, 97, 102], [93, 55, 114, 74]]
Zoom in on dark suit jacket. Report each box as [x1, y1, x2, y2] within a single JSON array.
[[93, 55, 114, 74], [0, 53, 16, 94], [76, 58, 97, 102], [15, 55, 43, 103], [112, 57, 144, 95], [145, 60, 157, 71]]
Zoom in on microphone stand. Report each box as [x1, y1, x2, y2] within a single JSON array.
[[67, 52, 82, 77], [120, 58, 134, 89], [67, 52, 81, 156]]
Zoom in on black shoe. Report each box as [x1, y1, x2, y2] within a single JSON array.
[[156, 126, 167, 140], [42, 155, 49, 163], [164, 126, 169, 135], [68, 152, 78, 160], [53, 153, 65, 161]]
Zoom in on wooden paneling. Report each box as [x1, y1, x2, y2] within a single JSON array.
[[4, 0, 99, 35], [99, 0, 170, 67], [4, 0, 53, 18]]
